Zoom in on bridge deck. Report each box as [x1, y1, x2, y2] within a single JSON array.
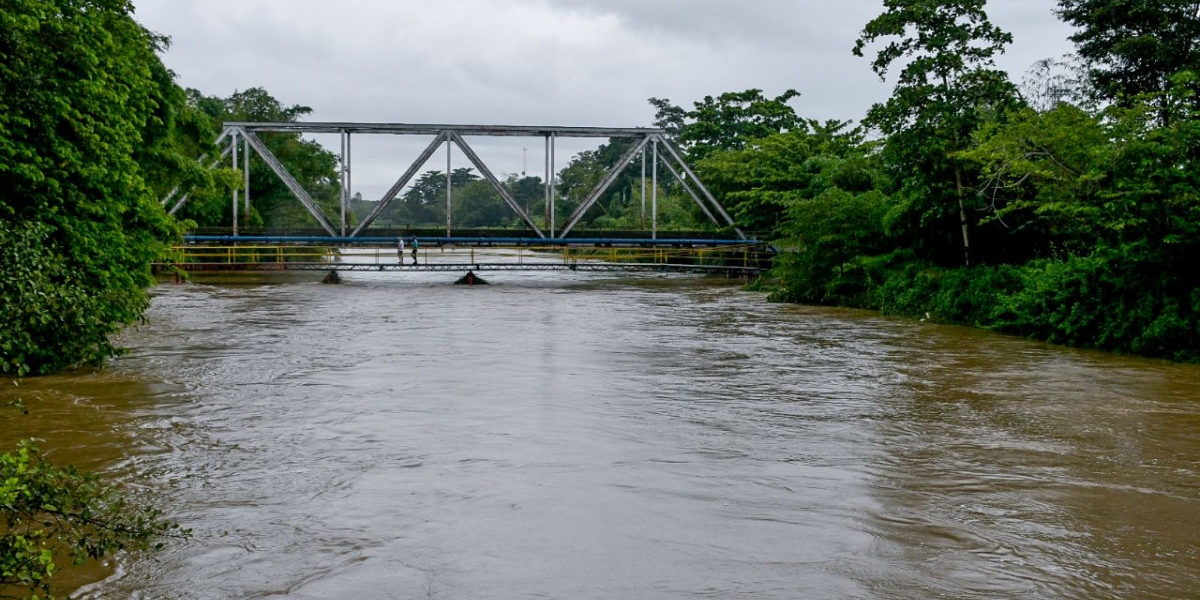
[[163, 261, 764, 276], [161, 242, 772, 278]]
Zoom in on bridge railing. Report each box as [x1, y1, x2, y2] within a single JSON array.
[[161, 244, 774, 270]]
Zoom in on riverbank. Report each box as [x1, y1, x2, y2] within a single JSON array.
[[761, 248, 1200, 363]]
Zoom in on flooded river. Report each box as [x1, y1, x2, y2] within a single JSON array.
[[3, 267, 1199, 599]]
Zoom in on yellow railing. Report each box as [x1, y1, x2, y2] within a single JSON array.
[[167, 245, 338, 264], [164, 244, 771, 268]]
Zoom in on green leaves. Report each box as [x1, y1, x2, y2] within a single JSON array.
[[1057, 0, 1200, 124], [650, 89, 803, 162], [0, 0, 194, 375], [1, 441, 187, 599]]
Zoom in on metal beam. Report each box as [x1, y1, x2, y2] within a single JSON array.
[[656, 136, 746, 240], [350, 132, 449, 236], [656, 151, 718, 226], [231, 129, 239, 236], [652, 139, 658, 239], [449, 132, 546, 238], [225, 122, 664, 138], [167, 143, 234, 216], [558, 136, 652, 237], [236, 127, 338, 236], [243, 135, 251, 226], [161, 127, 234, 207]]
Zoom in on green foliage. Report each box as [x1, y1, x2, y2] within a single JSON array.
[[0, 224, 119, 376], [649, 89, 802, 162], [0, 0, 191, 375], [1056, 0, 1200, 123], [676, 0, 1200, 362], [696, 120, 881, 235], [0, 441, 186, 599], [772, 189, 893, 305]]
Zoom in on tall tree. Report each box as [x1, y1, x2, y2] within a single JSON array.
[[854, 0, 1019, 266], [0, 0, 205, 374], [649, 89, 802, 162], [1057, 0, 1200, 123]]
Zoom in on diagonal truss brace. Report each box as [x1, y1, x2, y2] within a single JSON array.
[[235, 127, 338, 236], [351, 132, 450, 236], [449, 132, 546, 238], [558, 136, 651, 236], [657, 137, 746, 240], [162, 128, 234, 215], [657, 152, 719, 226], [167, 145, 232, 216]]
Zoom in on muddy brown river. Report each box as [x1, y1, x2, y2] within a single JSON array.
[[3, 267, 1199, 599]]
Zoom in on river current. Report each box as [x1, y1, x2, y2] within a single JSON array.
[[4, 266, 1199, 599]]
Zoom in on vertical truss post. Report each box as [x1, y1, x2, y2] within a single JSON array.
[[446, 138, 452, 237], [231, 129, 239, 237], [340, 130, 348, 237], [641, 148, 647, 230], [243, 135, 251, 227], [652, 138, 659, 239], [544, 135, 550, 230], [550, 133, 557, 237]]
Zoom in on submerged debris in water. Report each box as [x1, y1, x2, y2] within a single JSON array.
[[454, 271, 487, 285]]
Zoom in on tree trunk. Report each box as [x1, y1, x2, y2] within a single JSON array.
[[955, 165, 971, 266]]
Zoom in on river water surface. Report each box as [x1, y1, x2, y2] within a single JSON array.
[[3, 266, 1199, 599]]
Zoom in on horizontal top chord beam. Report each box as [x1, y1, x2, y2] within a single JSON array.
[[224, 122, 666, 138]]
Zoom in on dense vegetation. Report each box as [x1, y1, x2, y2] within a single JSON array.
[[0, 0, 219, 376], [655, 0, 1200, 362]]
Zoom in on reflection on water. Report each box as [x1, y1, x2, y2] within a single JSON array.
[[3, 266, 1198, 599]]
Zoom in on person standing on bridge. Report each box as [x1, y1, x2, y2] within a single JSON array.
[[397, 236, 405, 262], [411, 236, 419, 265]]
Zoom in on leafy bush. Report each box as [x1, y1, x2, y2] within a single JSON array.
[[1, 441, 186, 599]]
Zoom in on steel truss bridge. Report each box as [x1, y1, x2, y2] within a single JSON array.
[[161, 121, 748, 241]]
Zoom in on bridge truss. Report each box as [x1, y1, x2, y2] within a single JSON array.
[[161, 122, 746, 240]]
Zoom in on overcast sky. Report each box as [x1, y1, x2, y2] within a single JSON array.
[[134, 0, 1078, 199]]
